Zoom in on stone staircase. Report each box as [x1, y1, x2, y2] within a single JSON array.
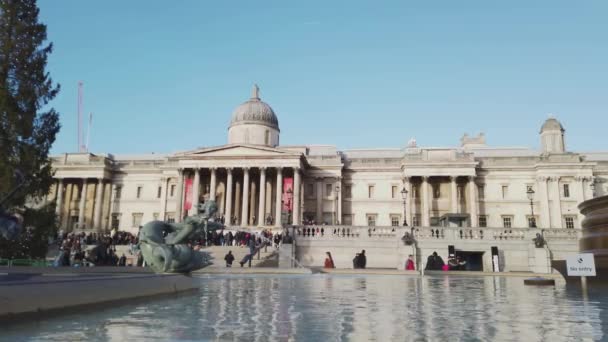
[[200, 245, 278, 268]]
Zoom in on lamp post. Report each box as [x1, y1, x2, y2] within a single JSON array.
[[335, 185, 340, 225], [401, 187, 408, 226], [526, 188, 536, 228]]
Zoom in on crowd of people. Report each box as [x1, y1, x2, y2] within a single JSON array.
[[54, 230, 138, 267]]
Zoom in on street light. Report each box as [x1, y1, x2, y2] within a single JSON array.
[[335, 185, 341, 225], [401, 187, 408, 226], [526, 188, 536, 228]]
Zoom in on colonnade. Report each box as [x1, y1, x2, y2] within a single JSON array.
[[54, 178, 110, 231], [404, 175, 478, 227], [175, 166, 302, 227]]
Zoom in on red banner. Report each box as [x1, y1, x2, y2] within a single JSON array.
[[184, 177, 193, 212], [282, 177, 293, 212]]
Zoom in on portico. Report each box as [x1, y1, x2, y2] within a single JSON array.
[[171, 144, 306, 227]]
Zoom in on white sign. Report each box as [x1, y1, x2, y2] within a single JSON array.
[[566, 253, 596, 277]]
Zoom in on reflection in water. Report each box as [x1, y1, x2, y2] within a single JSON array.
[[1, 275, 606, 341]]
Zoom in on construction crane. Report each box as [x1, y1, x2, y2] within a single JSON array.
[[77, 82, 93, 153]]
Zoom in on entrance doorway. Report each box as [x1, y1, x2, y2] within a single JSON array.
[[456, 251, 484, 271]]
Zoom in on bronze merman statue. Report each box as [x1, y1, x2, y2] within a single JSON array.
[[138, 200, 224, 273]]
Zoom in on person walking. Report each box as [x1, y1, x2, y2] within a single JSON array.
[[359, 250, 367, 269], [224, 251, 235, 267]]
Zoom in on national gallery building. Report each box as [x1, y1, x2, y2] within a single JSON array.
[[49, 86, 608, 235]]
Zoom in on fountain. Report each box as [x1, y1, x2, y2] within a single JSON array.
[[578, 194, 608, 284]]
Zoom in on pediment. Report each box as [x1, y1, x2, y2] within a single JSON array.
[[176, 144, 298, 158]]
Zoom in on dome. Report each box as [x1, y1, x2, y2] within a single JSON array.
[[229, 85, 279, 131], [540, 117, 564, 133]]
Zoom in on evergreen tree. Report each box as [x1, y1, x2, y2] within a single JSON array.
[[0, 0, 60, 258], [0, 0, 60, 207]]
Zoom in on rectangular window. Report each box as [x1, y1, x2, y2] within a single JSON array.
[[157, 186, 162, 199], [136, 186, 143, 199], [501, 185, 508, 199], [366, 214, 377, 227], [170, 184, 176, 197], [166, 212, 175, 223], [412, 215, 421, 226], [390, 215, 401, 227], [392, 186, 398, 199], [564, 216, 575, 229], [344, 185, 352, 198], [433, 184, 441, 199], [430, 216, 440, 227], [563, 184, 570, 198], [412, 186, 419, 199], [307, 184, 314, 197], [111, 213, 121, 229], [457, 185, 464, 199], [527, 216, 537, 228], [478, 215, 487, 228], [368, 185, 375, 198], [478, 185, 485, 199], [326, 184, 333, 197], [502, 216, 512, 228], [132, 213, 143, 227], [115, 186, 122, 199]]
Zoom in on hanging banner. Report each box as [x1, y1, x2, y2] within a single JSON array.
[[283, 177, 293, 212], [183, 177, 193, 212]]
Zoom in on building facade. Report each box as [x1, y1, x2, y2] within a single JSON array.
[[49, 85, 608, 235]]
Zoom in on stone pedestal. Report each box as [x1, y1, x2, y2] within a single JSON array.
[[528, 245, 551, 274], [279, 244, 295, 268]]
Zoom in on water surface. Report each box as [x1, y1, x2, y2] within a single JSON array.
[[2, 274, 606, 341]]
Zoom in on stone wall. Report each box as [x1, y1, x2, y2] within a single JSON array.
[[294, 226, 579, 273]]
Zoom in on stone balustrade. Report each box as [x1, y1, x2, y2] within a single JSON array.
[[294, 225, 580, 242]]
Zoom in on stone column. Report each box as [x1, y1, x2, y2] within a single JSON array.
[[258, 168, 267, 227], [55, 179, 64, 219], [316, 178, 323, 224], [421, 176, 430, 226], [190, 168, 201, 216], [578, 176, 588, 201], [450, 176, 458, 214], [93, 178, 104, 230], [336, 177, 341, 225], [293, 168, 301, 225], [241, 168, 250, 226], [235, 180, 241, 224], [550, 176, 563, 228], [159, 177, 169, 221], [209, 168, 217, 201], [275, 168, 283, 227], [537, 176, 551, 228], [584, 176, 595, 200], [176, 169, 185, 223], [78, 179, 88, 230], [249, 177, 257, 225], [225, 168, 233, 225], [404, 177, 412, 226], [468, 176, 478, 227]]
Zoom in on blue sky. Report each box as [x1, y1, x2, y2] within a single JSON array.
[[39, 1, 608, 155]]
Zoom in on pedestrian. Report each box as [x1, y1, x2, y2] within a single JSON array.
[[324, 251, 335, 268], [359, 250, 367, 269], [406, 254, 415, 270], [224, 251, 235, 267]]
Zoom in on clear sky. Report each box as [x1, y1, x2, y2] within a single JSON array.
[[39, 1, 608, 155]]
